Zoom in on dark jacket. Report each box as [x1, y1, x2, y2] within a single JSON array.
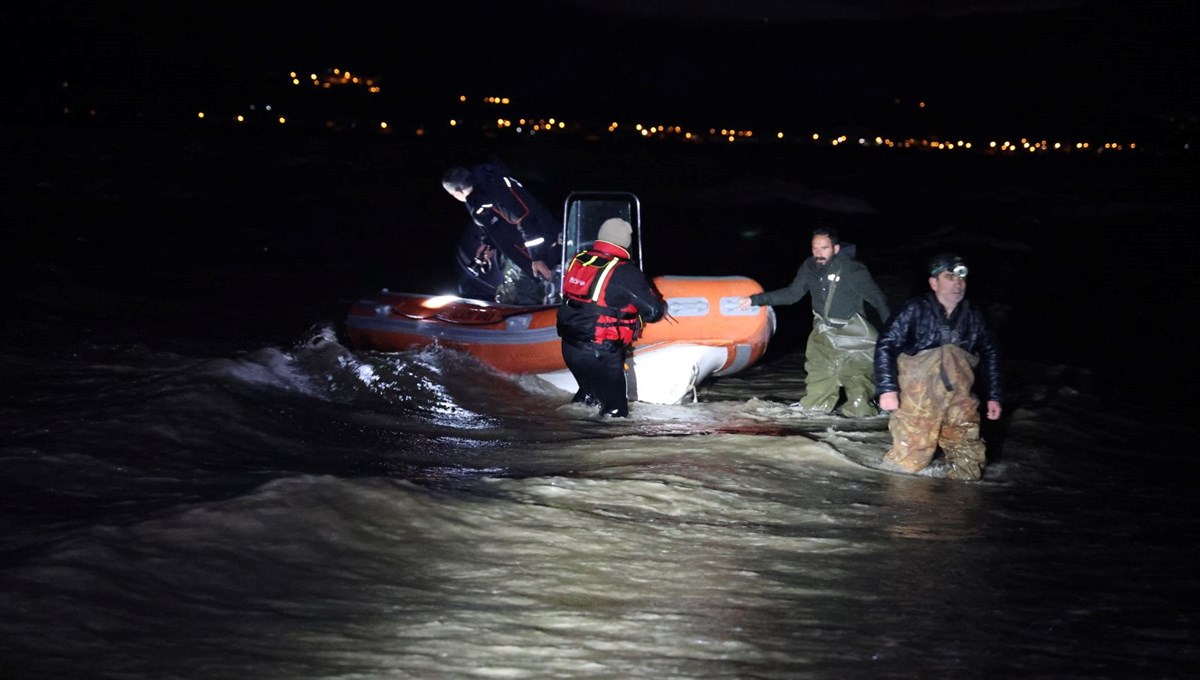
[[557, 246, 666, 348], [749, 251, 890, 324], [874, 293, 1003, 402], [465, 166, 559, 277]]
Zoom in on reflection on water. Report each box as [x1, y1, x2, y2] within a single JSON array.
[[880, 474, 984, 541], [0, 324, 1195, 678], [3, 122, 1197, 677]]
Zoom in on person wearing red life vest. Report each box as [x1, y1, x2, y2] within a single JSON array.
[[556, 218, 666, 417]]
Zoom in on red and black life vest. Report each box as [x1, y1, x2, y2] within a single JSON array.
[[562, 244, 643, 346]]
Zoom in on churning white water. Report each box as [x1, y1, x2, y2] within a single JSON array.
[[1, 327, 1194, 678]]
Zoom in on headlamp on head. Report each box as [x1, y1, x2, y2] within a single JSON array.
[[929, 254, 969, 278]]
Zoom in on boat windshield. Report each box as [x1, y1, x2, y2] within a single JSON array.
[[561, 192, 642, 272]]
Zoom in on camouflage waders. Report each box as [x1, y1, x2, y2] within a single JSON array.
[[883, 345, 987, 480], [800, 313, 879, 417]]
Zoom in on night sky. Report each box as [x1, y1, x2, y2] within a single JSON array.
[[8, 0, 1197, 139]]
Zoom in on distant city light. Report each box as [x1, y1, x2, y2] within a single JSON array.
[[169, 66, 1165, 156]]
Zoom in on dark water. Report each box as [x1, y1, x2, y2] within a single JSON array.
[[1, 124, 1197, 678]]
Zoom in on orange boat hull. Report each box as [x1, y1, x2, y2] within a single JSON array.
[[345, 275, 774, 383]]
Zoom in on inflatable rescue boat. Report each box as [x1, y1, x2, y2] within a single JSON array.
[[345, 192, 776, 404]]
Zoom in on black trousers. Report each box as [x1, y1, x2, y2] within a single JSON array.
[[561, 340, 629, 417]]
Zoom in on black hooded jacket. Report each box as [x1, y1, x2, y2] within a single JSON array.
[[748, 250, 890, 324], [874, 293, 1003, 402]]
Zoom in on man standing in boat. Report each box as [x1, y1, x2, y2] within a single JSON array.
[[557, 218, 666, 418], [737, 227, 891, 417], [442, 163, 560, 306]]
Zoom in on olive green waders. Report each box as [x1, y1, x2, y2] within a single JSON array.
[[800, 313, 879, 417], [883, 345, 988, 480]]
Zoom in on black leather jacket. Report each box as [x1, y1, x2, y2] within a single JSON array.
[[874, 293, 1003, 402]]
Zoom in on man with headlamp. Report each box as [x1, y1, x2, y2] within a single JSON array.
[[874, 253, 1004, 481]]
